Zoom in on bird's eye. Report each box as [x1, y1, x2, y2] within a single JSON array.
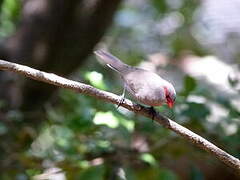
[[166, 95, 170, 100]]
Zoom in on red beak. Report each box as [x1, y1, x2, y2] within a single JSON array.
[[167, 100, 174, 108]]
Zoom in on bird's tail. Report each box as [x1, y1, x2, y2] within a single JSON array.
[[94, 50, 130, 74]]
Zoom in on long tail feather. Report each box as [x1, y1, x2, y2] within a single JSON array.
[[94, 50, 129, 73]]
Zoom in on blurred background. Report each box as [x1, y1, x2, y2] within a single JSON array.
[[0, 0, 239, 179]]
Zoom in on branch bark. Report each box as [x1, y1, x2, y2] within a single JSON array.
[[0, 59, 239, 173]]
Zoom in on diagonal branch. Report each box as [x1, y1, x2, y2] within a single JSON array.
[[0, 59, 239, 172]]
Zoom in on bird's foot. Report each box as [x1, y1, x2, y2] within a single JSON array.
[[149, 106, 156, 122], [117, 95, 125, 109]]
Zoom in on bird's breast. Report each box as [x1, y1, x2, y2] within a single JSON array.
[[123, 69, 166, 106]]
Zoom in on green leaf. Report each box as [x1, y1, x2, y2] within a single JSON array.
[[93, 111, 119, 128], [0, 0, 21, 37], [140, 153, 157, 166], [85, 71, 107, 90], [26, 169, 41, 177], [182, 75, 197, 96], [152, 0, 167, 13]]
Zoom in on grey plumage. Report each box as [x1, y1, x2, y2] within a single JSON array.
[[94, 50, 176, 107]]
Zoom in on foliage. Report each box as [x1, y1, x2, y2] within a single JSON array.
[[0, 0, 240, 179], [0, 0, 20, 37]]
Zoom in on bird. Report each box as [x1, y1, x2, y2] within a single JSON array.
[[94, 50, 176, 109]]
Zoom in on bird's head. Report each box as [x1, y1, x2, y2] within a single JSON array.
[[163, 83, 176, 108]]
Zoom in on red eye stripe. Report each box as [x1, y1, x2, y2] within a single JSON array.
[[164, 86, 174, 108]]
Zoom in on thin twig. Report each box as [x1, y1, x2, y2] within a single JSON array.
[[0, 59, 239, 172]]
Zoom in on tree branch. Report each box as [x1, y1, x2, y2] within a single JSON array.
[[0, 59, 239, 172]]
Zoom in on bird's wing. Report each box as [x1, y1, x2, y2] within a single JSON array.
[[95, 50, 131, 74]]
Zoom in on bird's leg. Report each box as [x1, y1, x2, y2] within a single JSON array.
[[149, 106, 156, 121], [117, 84, 126, 108]]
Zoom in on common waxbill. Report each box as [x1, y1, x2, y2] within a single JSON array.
[[94, 50, 176, 108]]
